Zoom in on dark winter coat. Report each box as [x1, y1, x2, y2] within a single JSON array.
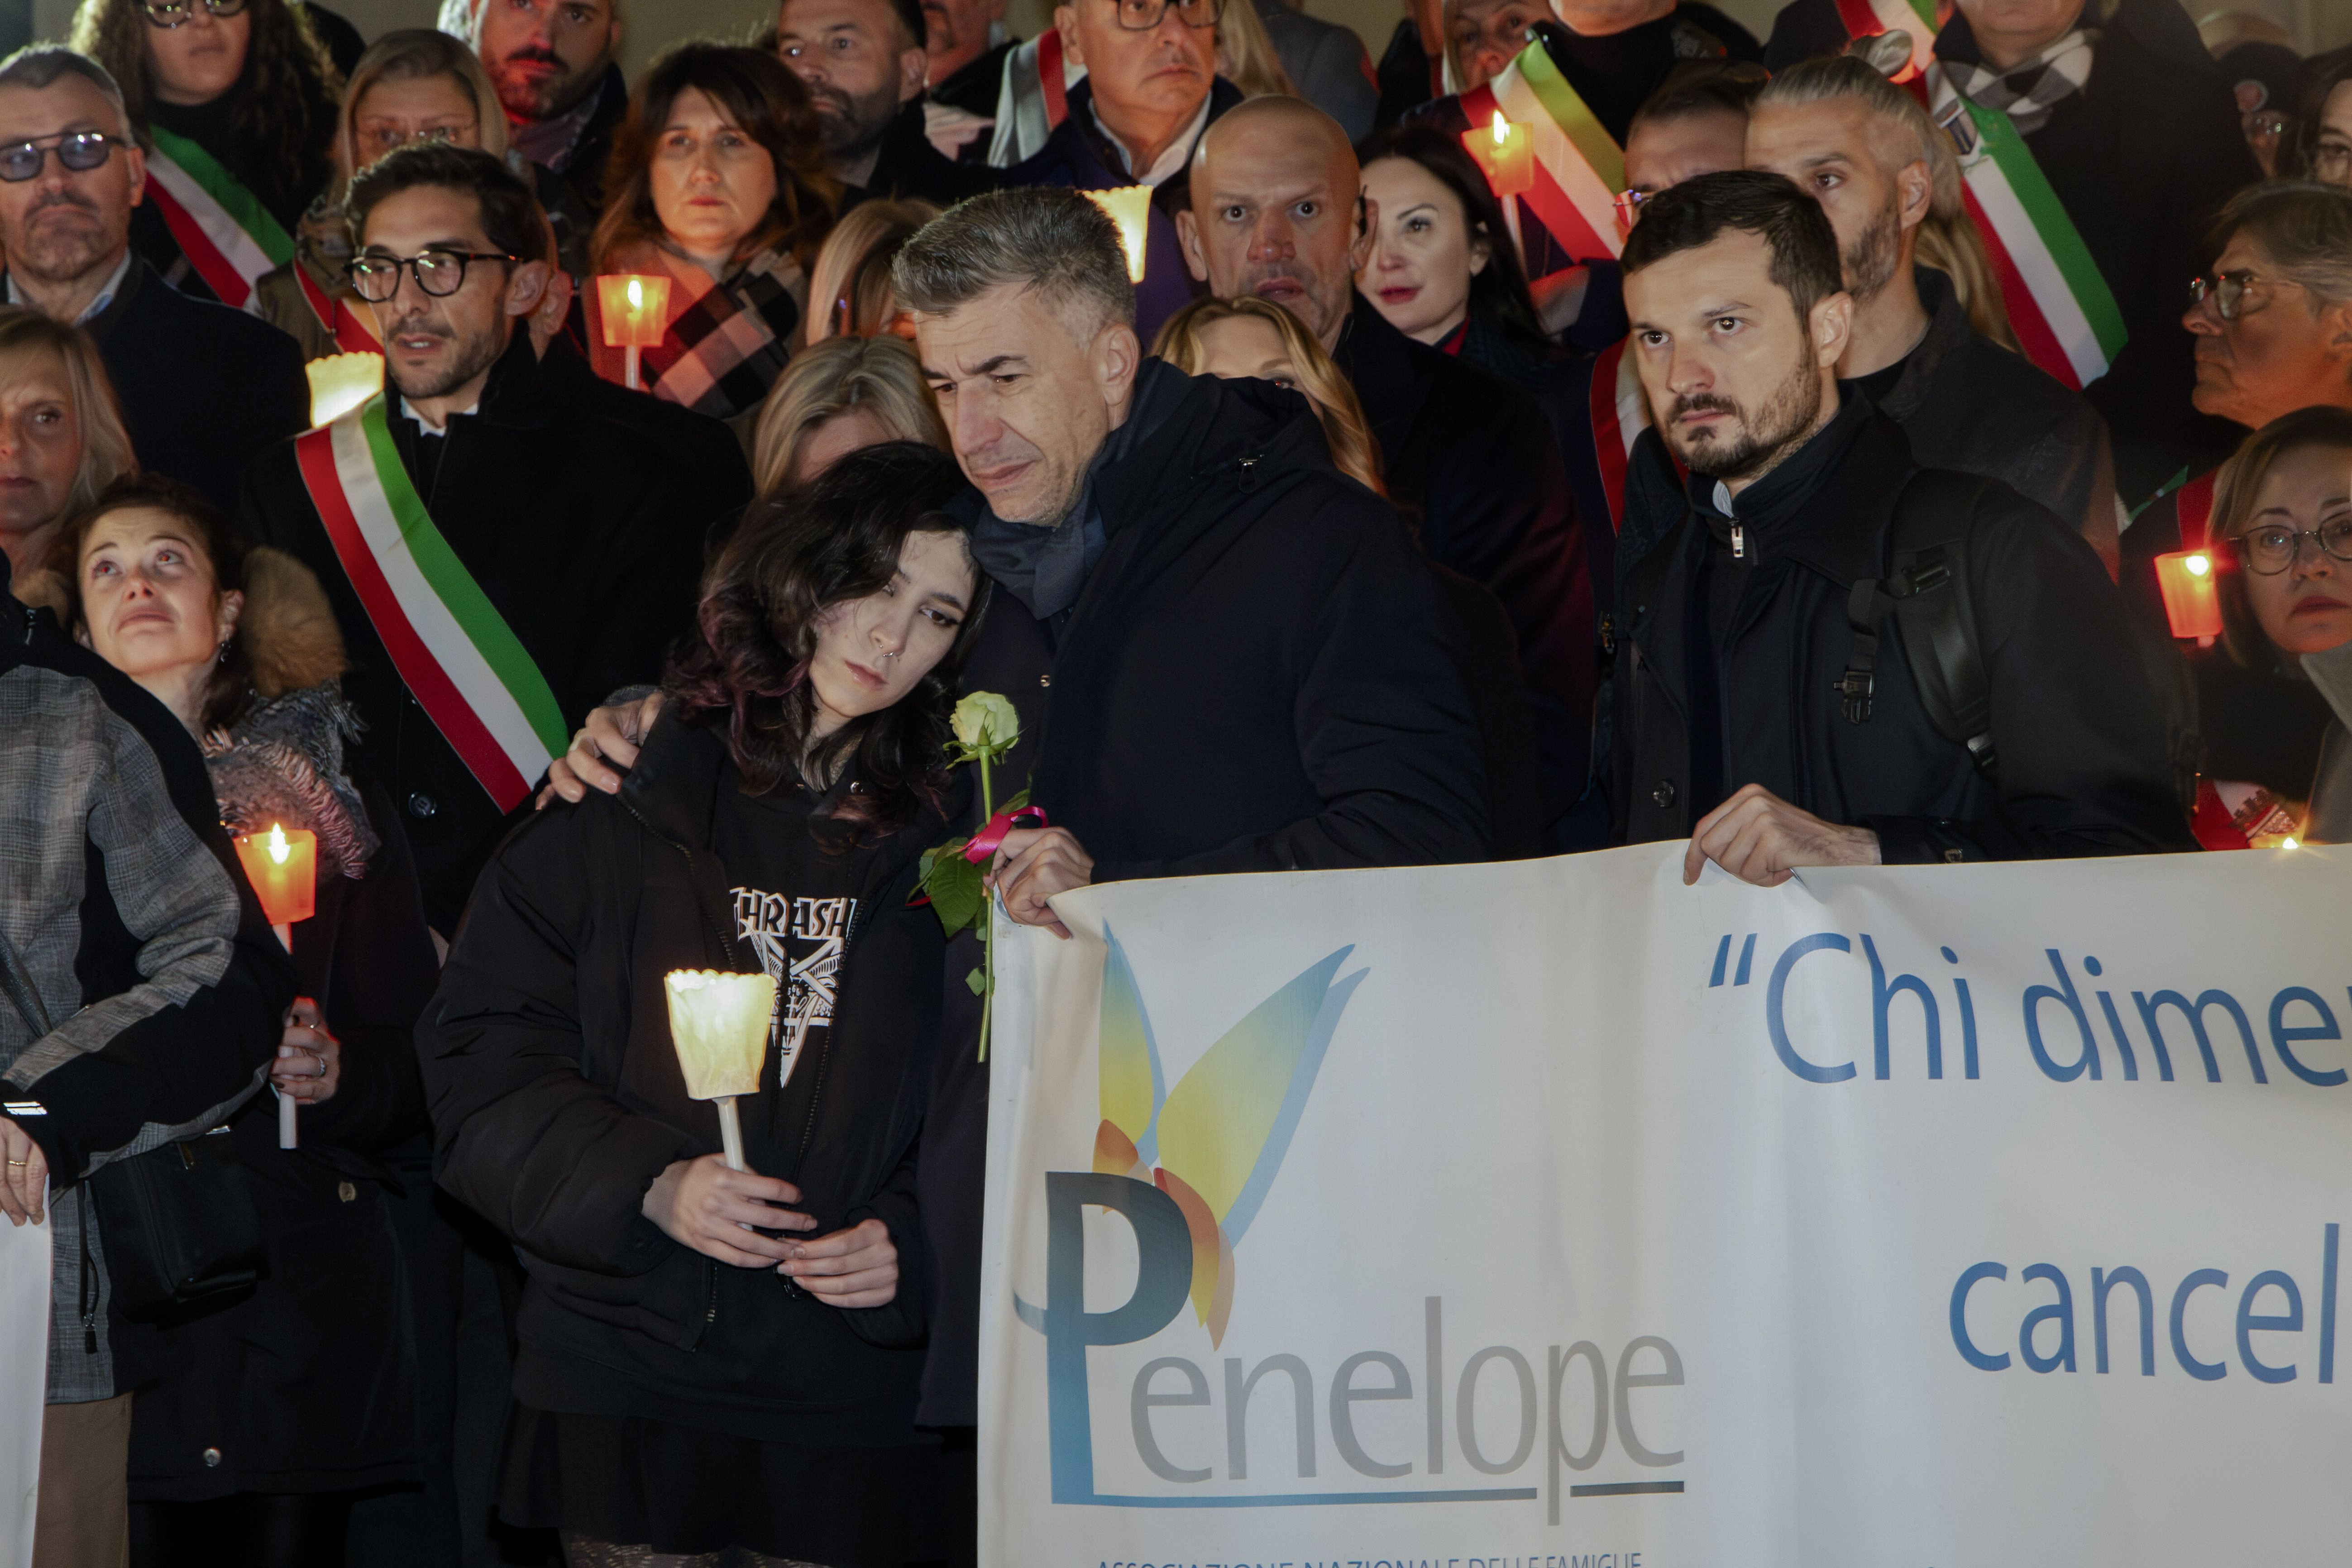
[[418, 714, 946, 1446], [914, 365, 1497, 1426], [1334, 292, 1594, 837], [71, 255, 310, 516], [850, 97, 1003, 212], [538, 332, 755, 557], [1009, 78, 1242, 344], [1873, 267, 2114, 544], [1610, 394, 2194, 862], [244, 332, 709, 933], [125, 777, 436, 1500], [931, 38, 1019, 121]]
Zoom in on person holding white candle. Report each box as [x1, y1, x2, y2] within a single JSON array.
[[26, 471, 437, 1568], [422, 440, 988, 1567]]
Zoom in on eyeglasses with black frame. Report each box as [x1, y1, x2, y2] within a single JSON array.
[[1110, 0, 1224, 31], [142, 0, 248, 27], [2235, 516, 2352, 575], [346, 249, 518, 302], [0, 131, 129, 183]]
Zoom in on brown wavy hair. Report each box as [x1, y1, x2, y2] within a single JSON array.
[[590, 42, 839, 276], [664, 441, 989, 837], [72, 0, 344, 227]]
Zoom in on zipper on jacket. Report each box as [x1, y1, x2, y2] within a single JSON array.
[[1235, 454, 1261, 494], [1732, 524, 1745, 559], [79, 1216, 96, 1354], [621, 800, 741, 969]]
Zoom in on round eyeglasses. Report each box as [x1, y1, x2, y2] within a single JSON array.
[[1111, 0, 1224, 30], [0, 131, 127, 183], [346, 249, 518, 302], [143, 0, 248, 27], [2236, 517, 2352, 575], [2190, 269, 2300, 322]]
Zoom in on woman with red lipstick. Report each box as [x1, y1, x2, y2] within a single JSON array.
[[422, 442, 988, 1567], [2193, 407, 2352, 846], [588, 44, 840, 423], [1356, 125, 1545, 372], [72, 0, 344, 310]]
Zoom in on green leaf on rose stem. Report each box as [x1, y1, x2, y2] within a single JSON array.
[[966, 966, 986, 996]]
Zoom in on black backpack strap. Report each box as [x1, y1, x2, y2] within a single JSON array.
[[1837, 471, 1998, 779]]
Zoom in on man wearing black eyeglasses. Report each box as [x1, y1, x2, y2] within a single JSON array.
[[0, 45, 306, 515], [1006, 0, 1242, 341], [239, 142, 707, 937]]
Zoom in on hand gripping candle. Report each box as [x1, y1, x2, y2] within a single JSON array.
[[664, 969, 778, 1171]]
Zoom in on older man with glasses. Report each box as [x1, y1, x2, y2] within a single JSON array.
[[0, 45, 306, 514], [1007, 0, 1241, 339]]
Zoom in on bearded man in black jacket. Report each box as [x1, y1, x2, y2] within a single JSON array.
[[1612, 170, 2192, 882]]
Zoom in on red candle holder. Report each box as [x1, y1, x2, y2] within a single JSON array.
[[2153, 550, 2223, 642]]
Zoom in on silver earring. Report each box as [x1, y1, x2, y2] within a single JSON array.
[[215, 639, 230, 666]]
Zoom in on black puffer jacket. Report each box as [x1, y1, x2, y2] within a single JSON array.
[[1610, 395, 2195, 862], [417, 714, 951, 1446]]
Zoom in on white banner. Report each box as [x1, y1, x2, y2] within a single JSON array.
[[1, 1196, 49, 1561], [980, 842, 2352, 1566]]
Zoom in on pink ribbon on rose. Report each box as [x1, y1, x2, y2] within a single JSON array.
[[963, 805, 1049, 865]]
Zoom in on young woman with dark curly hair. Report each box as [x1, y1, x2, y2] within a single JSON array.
[[70, 0, 342, 310], [420, 440, 986, 1568], [586, 42, 841, 422]]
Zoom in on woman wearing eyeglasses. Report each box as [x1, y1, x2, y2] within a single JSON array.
[[2186, 407, 2352, 848], [252, 28, 508, 360], [69, 0, 342, 312], [585, 45, 839, 425]]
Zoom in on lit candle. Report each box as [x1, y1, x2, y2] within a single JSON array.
[[1082, 186, 1153, 284], [2154, 550, 2224, 643], [665, 969, 778, 1172], [231, 823, 317, 1149], [305, 351, 384, 428], [596, 273, 673, 390], [1463, 110, 1535, 199]]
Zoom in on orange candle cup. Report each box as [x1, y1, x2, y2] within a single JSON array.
[[2154, 550, 2224, 642], [1463, 111, 1534, 198], [596, 273, 672, 347], [232, 823, 317, 929], [1081, 186, 1153, 284]]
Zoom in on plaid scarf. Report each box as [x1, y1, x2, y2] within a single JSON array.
[[620, 245, 808, 421], [1946, 27, 2099, 137]]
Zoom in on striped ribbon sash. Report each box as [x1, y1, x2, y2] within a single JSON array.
[[294, 396, 565, 813], [1461, 40, 1627, 264], [143, 128, 294, 311], [1833, 0, 1941, 76], [1586, 336, 1651, 534], [1920, 64, 2126, 390], [293, 262, 382, 353]]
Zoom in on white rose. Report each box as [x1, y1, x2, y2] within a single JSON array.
[[952, 691, 1019, 753]]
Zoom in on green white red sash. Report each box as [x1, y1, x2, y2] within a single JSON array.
[[143, 127, 295, 311], [293, 261, 382, 354], [1587, 335, 1650, 532], [294, 395, 565, 812], [1461, 41, 1625, 262], [1833, 0, 1940, 78]]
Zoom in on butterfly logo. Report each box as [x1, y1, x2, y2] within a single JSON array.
[[1088, 923, 1368, 1347]]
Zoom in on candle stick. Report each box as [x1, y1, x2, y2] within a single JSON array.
[[595, 273, 673, 391], [665, 969, 777, 1173], [2154, 550, 2223, 644], [231, 824, 317, 1148]]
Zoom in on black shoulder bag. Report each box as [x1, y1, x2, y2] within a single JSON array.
[[0, 923, 265, 1326], [1835, 470, 1999, 777]]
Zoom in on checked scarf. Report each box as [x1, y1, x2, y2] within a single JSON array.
[[1945, 26, 2099, 137], [596, 243, 808, 420]]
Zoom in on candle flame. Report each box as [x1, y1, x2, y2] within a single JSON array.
[[627, 277, 643, 311], [2185, 553, 2210, 576], [267, 823, 290, 865], [1492, 110, 1510, 145], [2284, 837, 2300, 849]]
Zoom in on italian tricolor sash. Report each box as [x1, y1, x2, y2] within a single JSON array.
[[293, 261, 382, 353], [143, 127, 294, 311], [1462, 41, 1626, 263], [1919, 66, 2125, 391], [294, 396, 565, 812], [1833, 0, 1940, 77], [1587, 336, 1651, 533]]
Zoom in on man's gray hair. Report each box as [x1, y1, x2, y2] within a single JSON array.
[[1755, 53, 1960, 218], [2214, 181, 2352, 310], [0, 47, 131, 141], [893, 187, 1136, 338]]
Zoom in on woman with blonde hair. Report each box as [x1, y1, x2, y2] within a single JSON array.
[[0, 308, 137, 577], [72, 0, 343, 310], [588, 43, 841, 421], [1154, 295, 1383, 495], [1216, 0, 1296, 100], [254, 28, 511, 358], [803, 197, 940, 346], [750, 335, 949, 499]]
